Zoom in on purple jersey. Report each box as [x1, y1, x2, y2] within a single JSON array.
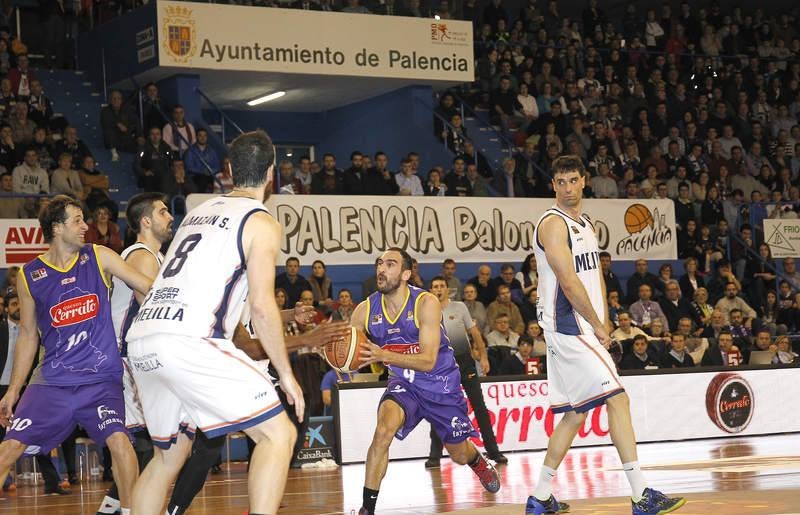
[[21, 244, 122, 386], [364, 286, 461, 395]]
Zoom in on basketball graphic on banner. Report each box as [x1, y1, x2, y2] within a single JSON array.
[[624, 204, 654, 234]]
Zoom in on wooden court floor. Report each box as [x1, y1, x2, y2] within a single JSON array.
[[1, 434, 798, 514]]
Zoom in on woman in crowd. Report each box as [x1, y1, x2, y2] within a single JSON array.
[[758, 290, 784, 336], [746, 243, 777, 306], [85, 205, 122, 253], [773, 335, 798, 364], [690, 287, 714, 332], [515, 253, 538, 299], [679, 257, 705, 300], [701, 184, 724, 226], [525, 320, 547, 357], [462, 283, 487, 335], [424, 168, 447, 196], [309, 260, 334, 308], [332, 288, 355, 322]]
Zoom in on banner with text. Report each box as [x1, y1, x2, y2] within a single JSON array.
[[157, 1, 473, 81], [0, 219, 47, 268], [186, 195, 676, 263], [336, 368, 799, 463], [764, 219, 800, 258]]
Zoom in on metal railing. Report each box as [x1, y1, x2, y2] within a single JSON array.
[[195, 88, 245, 144]]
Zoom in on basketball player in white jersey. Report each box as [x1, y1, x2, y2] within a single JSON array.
[[126, 130, 303, 515], [97, 192, 173, 515], [527, 156, 685, 515]]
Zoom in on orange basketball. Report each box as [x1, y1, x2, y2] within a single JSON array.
[[323, 327, 370, 373], [624, 204, 654, 234]]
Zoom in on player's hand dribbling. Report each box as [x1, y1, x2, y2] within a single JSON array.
[[280, 375, 306, 423], [293, 302, 315, 326], [0, 390, 18, 427]]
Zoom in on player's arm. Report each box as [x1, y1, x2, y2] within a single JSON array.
[[234, 320, 351, 360], [95, 245, 153, 296], [360, 294, 441, 373], [540, 215, 609, 343], [0, 271, 40, 423], [242, 211, 304, 419], [598, 266, 612, 333], [124, 249, 161, 303]]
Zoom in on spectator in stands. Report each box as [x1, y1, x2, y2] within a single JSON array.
[[183, 128, 219, 193], [727, 308, 754, 355], [485, 313, 519, 373], [8, 55, 33, 99], [745, 243, 776, 304], [706, 259, 739, 304], [100, 90, 139, 162], [752, 329, 776, 355], [498, 337, 534, 375], [524, 320, 546, 358], [12, 148, 47, 195], [701, 330, 741, 367], [395, 156, 423, 196], [291, 0, 322, 10], [277, 160, 303, 195], [590, 162, 618, 198], [275, 257, 312, 308], [409, 258, 424, 288], [611, 310, 649, 342], [26, 80, 52, 129], [518, 287, 538, 326], [442, 113, 468, 154], [626, 258, 660, 304], [28, 126, 55, 171], [658, 280, 693, 332], [492, 157, 524, 197], [162, 104, 195, 156], [620, 334, 659, 370], [54, 126, 91, 168], [320, 367, 356, 416], [162, 159, 195, 203], [311, 153, 344, 194], [85, 205, 122, 253], [660, 333, 695, 368], [466, 163, 490, 196], [715, 282, 757, 325], [690, 287, 714, 334], [444, 156, 471, 196], [486, 283, 524, 335], [491, 76, 523, 133], [0, 78, 15, 120], [293, 156, 312, 193], [440, 259, 461, 301], [629, 284, 668, 331], [0, 173, 29, 218], [309, 259, 334, 308], [460, 140, 492, 178], [462, 283, 487, 334], [140, 83, 167, 132], [213, 157, 233, 194], [679, 257, 704, 300], [79, 155, 111, 201], [774, 335, 798, 364], [341, 0, 370, 13], [50, 153, 83, 199], [332, 289, 354, 322], [342, 151, 364, 195], [515, 253, 537, 298], [0, 124, 17, 172], [423, 168, 446, 196], [362, 152, 399, 195], [138, 126, 173, 193], [781, 258, 800, 291], [8, 101, 35, 144], [596, 252, 621, 298]]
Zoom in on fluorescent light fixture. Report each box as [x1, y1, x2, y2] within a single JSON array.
[[247, 91, 285, 106]]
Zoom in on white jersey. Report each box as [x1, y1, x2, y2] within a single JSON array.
[[111, 243, 163, 353], [127, 196, 268, 341], [533, 206, 604, 336]]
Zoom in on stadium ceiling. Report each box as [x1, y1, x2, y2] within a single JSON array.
[[128, 68, 453, 112]]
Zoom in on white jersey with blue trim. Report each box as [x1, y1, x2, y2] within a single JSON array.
[[533, 206, 604, 336], [111, 243, 163, 349], [127, 196, 268, 342]]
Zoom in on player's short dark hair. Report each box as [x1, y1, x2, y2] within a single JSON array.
[[228, 130, 275, 188], [386, 247, 413, 271], [40, 195, 83, 243], [551, 155, 586, 177], [126, 192, 166, 234]]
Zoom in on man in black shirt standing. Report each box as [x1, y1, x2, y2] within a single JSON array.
[[445, 156, 472, 196], [275, 257, 312, 307], [491, 76, 521, 132], [599, 252, 623, 298], [361, 152, 399, 195]]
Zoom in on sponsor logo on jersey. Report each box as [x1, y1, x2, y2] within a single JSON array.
[[383, 343, 421, 355], [50, 294, 100, 327], [79, 253, 90, 265], [387, 327, 400, 334], [31, 268, 47, 281], [370, 314, 383, 325], [406, 311, 413, 320], [571, 225, 580, 234], [152, 287, 181, 302], [450, 416, 473, 438], [390, 384, 406, 393], [61, 276, 76, 285]]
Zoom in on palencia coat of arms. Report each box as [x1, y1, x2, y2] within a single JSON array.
[[162, 5, 196, 63]]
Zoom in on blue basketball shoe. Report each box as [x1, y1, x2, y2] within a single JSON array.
[[525, 494, 570, 514], [631, 488, 686, 514]]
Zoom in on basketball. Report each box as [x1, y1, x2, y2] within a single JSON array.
[[624, 204, 654, 234], [323, 326, 370, 373]]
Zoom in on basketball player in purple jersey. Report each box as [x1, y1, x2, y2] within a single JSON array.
[[0, 196, 153, 513], [352, 248, 500, 515]]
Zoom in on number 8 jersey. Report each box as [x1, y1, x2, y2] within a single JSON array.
[[127, 196, 268, 342]]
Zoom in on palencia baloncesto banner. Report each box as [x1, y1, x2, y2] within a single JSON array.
[[186, 195, 677, 263], [157, 1, 474, 81]]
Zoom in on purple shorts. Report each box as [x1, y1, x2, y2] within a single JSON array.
[[380, 378, 477, 444], [5, 381, 129, 455]]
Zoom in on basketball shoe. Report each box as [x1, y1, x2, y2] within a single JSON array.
[[469, 453, 501, 493], [631, 488, 686, 514], [525, 494, 570, 514]]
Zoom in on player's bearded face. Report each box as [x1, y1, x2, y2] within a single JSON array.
[[377, 269, 402, 294]]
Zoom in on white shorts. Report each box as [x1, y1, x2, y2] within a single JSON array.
[[544, 330, 625, 414], [121, 358, 146, 432], [127, 335, 284, 449]]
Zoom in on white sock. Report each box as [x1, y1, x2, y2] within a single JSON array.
[[623, 461, 647, 502], [532, 464, 557, 501], [97, 496, 121, 514]]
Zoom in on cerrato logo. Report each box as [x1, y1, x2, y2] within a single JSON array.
[[705, 373, 754, 434], [50, 294, 99, 328], [97, 405, 118, 420]]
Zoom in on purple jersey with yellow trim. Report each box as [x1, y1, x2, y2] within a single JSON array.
[[364, 285, 461, 395], [21, 244, 121, 386]]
